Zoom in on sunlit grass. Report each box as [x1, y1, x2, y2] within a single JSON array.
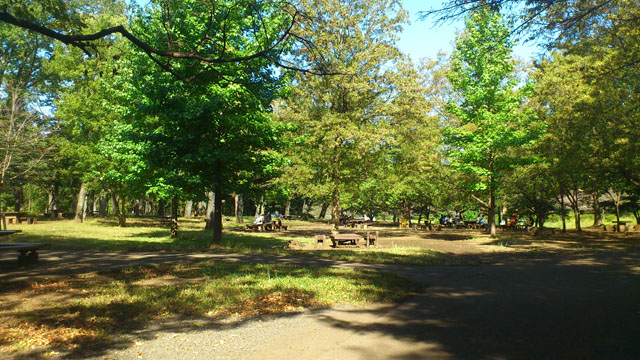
[[6, 217, 465, 265], [0, 261, 422, 355]]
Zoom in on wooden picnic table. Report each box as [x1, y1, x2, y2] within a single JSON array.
[[330, 233, 362, 247], [2, 212, 37, 224]]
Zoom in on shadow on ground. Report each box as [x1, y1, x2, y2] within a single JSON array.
[[312, 252, 640, 359]]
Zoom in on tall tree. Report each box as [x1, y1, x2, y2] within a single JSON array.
[[279, 0, 407, 231], [444, 7, 539, 236]]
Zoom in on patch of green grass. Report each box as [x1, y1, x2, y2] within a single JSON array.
[[0, 261, 422, 355], [544, 212, 637, 229]]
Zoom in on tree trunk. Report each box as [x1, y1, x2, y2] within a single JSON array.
[[99, 194, 108, 217], [145, 196, 153, 215], [119, 195, 127, 227], [254, 195, 264, 217], [13, 187, 22, 211], [170, 196, 178, 237], [330, 188, 341, 233], [212, 185, 223, 243], [205, 191, 215, 230], [184, 200, 193, 218], [284, 199, 291, 217], [319, 203, 329, 220], [566, 188, 581, 232], [235, 194, 243, 223], [302, 198, 308, 216], [489, 185, 496, 237], [111, 192, 126, 227], [74, 182, 88, 223], [557, 194, 566, 232], [157, 199, 166, 217], [48, 183, 59, 218], [592, 193, 602, 226], [400, 199, 411, 228]]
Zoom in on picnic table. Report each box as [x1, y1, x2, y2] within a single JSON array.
[[0, 230, 48, 266], [330, 233, 362, 247], [2, 212, 37, 225]]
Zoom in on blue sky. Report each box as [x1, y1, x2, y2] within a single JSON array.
[[397, 0, 541, 62]]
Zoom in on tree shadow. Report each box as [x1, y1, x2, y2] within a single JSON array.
[[1, 260, 419, 359], [310, 252, 640, 359]]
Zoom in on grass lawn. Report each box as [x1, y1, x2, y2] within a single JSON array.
[[1, 261, 422, 356], [7, 217, 461, 265]]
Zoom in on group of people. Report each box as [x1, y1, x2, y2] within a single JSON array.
[[253, 211, 282, 227]]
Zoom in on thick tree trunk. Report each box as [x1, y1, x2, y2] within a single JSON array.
[[205, 191, 215, 230], [235, 194, 243, 223], [74, 182, 88, 223], [254, 195, 263, 217], [284, 199, 291, 217], [212, 186, 223, 243], [319, 203, 329, 220], [330, 189, 341, 233], [157, 199, 166, 217], [99, 195, 108, 217], [592, 193, 602, 226], [170, 196, 178, 238], [184, 200, 193, 218]]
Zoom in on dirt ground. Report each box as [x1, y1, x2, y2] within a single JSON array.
[[243, 220, 640, 256]]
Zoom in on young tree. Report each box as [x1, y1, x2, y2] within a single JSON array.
[[444, 7, 539, 236]]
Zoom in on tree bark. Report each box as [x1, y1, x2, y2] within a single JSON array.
[[330, 188, 341, 233], [48, 183, 59, 218], [111, 192, 126, 227], [235, 194, 243, 223], [205, 191, 215, 229], [489, 183, 496, 237], [170, 196, 178, 237], [157, 199, 166, 217], [99, 194, 108, 217], [74, 182, 88, 223], [184, 200, 193, 218], [319, 202, 329, 220], [592, 193, 602, 226], [212, 185, 222, 243], [400, 199, 411, 228], [284, 199, 291, 217]]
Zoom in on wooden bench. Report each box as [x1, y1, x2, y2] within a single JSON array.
[[329, 233, 362, 247], [366, 231, 378, 247], [0, 241, 48, 266], [315, 235, 325, 247], [19, 216, 37, 224]]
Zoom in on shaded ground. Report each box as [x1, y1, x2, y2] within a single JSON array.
[[1, 249, 639, 359]]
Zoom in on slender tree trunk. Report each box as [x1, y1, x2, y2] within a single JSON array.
[[212, 185, 222, 243], [205, 191, 215, 230], [489, 184, 496, 237], [75, 182, 88, 223], [235, 194, 243, 223], [170, 196, 178, 237], [567, 188, 581, 232], [49, 183, 59, 218], [111, 192, 126, 227], [254, 195, 263, 217], [330, 188, 341, 233], [184, 200, 193, 218], [558, 194, 566, 232], [302, 198, 308, 216], [400, 199, 411, 228], [592, 193, 602, 226], [145, 196, 152, 215], [119, 195, 127, 227]]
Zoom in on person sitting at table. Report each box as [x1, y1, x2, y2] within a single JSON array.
[[253, 214, 264, 224], [439, 215, 446, 225], [500, 217, 507, 227], [510, 213, 517, 226], [477, 214, 488, 228]]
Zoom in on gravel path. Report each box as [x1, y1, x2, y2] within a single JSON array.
[[3, 250, 639, 359]]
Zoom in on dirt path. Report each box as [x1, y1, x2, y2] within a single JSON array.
[[3, 249, 639, 359]]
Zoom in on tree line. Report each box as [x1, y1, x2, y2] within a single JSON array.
[[1, 0, 638, 238]]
